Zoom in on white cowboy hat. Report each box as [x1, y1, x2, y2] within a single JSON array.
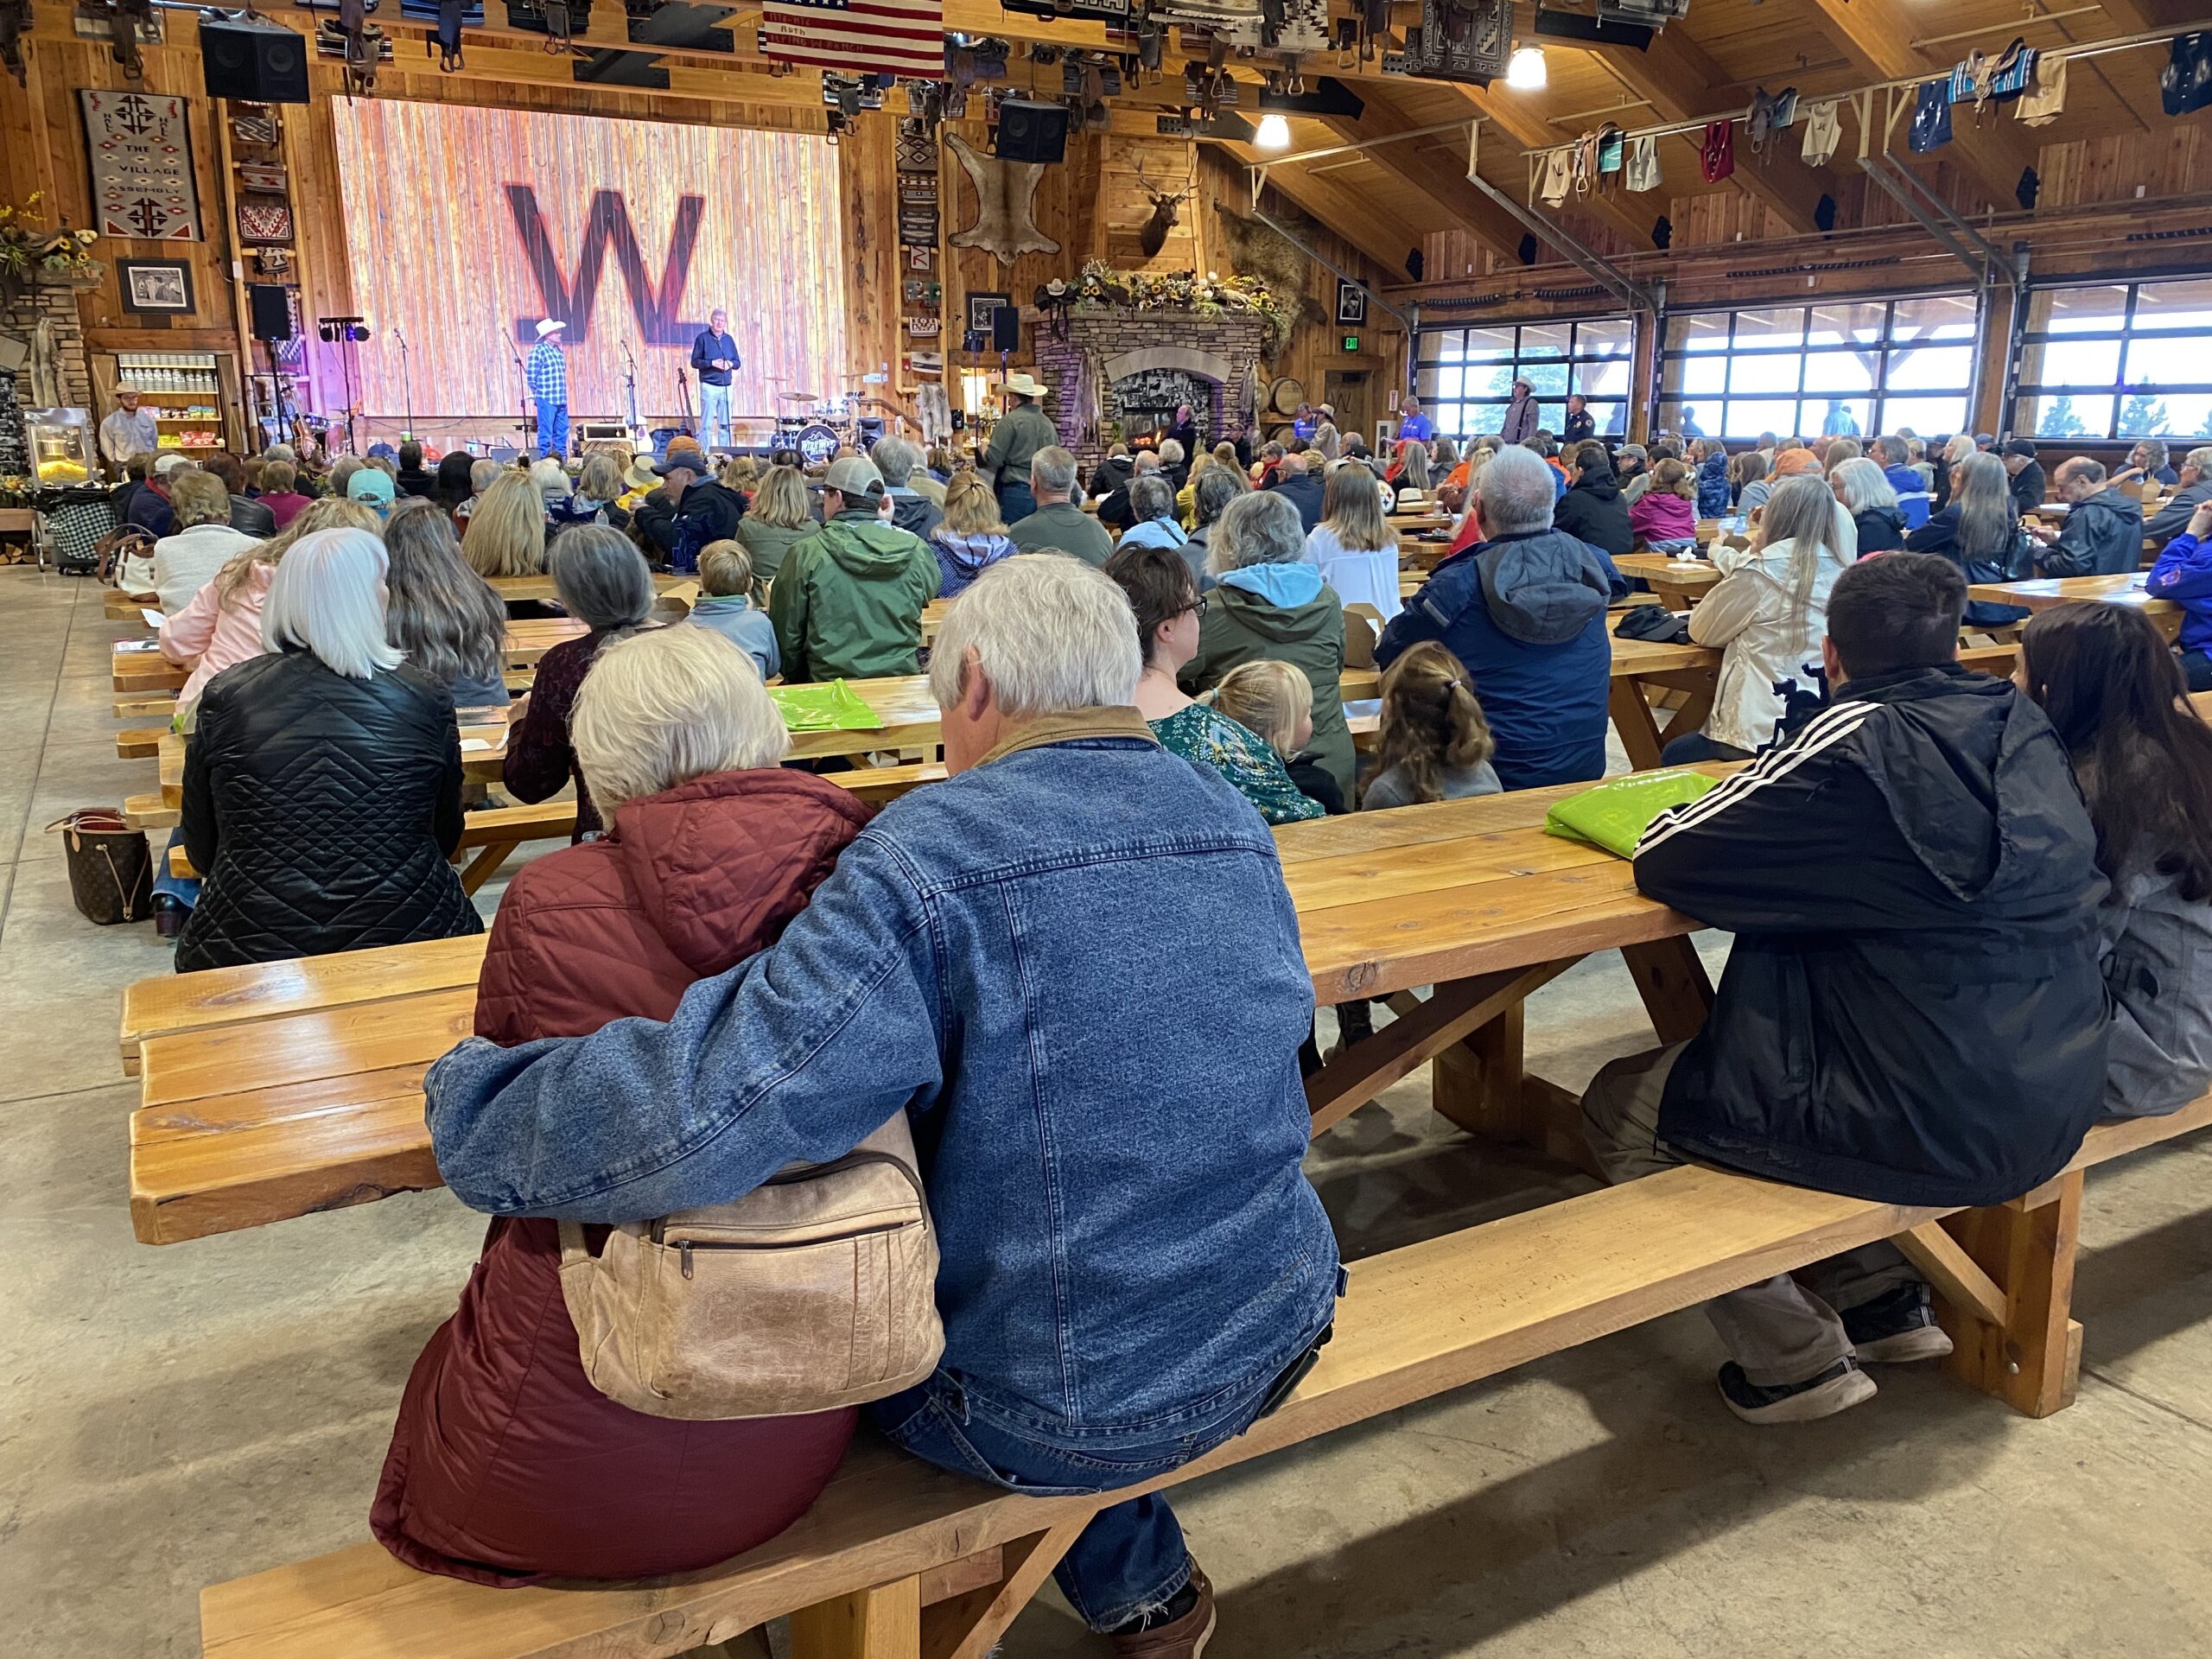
[[1003, 372, 1047, 398], [535, 318, 567, 338]]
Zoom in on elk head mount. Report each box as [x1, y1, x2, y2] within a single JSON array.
[[1133, 160, 1197, 260]]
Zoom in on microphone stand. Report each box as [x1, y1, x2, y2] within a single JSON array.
[[504, 327, 531, 454], [620, 339, 642, 444], [393, 326, 414, 442]]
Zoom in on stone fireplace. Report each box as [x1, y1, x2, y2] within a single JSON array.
[[1027, 310, 1273, 473]]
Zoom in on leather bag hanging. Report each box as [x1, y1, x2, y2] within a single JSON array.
[[1910, 79, 1954, 152], [2016, 54, 2069, 126], [556, 1112, 944, 1420], [47, 810, 152, 926]]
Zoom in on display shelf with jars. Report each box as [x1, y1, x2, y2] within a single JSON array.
[[99, 350, 243, 454]]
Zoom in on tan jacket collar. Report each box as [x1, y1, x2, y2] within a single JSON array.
[[976, 705, 1157, 769]]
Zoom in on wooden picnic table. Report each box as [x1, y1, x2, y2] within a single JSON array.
[[1607, 633, 1721, 771], [121, 767, 1729, 1244], [112, 620, 588, 693], [1965, 573, 2179, 627], [1615, 551, 1722, 611], [486, 573, 685, 603]]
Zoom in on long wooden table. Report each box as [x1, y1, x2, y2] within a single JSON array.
[[1615, 550, 1723, 610], [122, 770, 1726, 1245], [1966, 573, 2182, 642], [113, 619, 588, 694]]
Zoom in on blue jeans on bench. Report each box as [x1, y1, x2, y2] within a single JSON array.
[[872, 1341, 1325, 1632]]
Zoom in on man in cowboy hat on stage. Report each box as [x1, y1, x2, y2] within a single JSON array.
[[981, 371, 1058, 524], [525, 318, 570, 460]]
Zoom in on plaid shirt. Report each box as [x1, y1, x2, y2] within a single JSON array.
[[525, 340, 568, 404]]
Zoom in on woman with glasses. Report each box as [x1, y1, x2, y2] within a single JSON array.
[[1105, 543, 1322, 824]]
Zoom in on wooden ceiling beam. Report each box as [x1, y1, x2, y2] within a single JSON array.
[[1578, 32, 1828, 235], [1315, 91, 1523, 264], [1214, 142, 1423, 276], [1797, 0, 2041, 209]]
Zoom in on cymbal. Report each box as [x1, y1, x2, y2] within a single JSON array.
[[778, 391, 821, 404]]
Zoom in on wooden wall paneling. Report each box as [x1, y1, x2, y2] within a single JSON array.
[[0, 35, 60, 212], [285, 86, 355, 427], [838, 113, 900, 388]]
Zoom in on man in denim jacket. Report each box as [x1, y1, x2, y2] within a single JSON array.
[[426, 555, 1340, 1656]]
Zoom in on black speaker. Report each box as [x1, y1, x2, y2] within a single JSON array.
[[994, 99, 1069, 164], [200, 16, 312, 105], [991, 305, 1021, 353], [248, 284, 294, 341]]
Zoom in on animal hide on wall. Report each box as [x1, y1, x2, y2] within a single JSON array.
[[1213, 205, 1328, 341], [945, 133, 1061, 266]]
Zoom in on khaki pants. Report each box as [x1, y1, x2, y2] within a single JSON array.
[[1582, 1045, 1924, 1388]]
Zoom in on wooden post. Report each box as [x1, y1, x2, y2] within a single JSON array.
[[1433, 1002, 1525, 1141], [918, 1519, 1086, 1659], [1936, 1169, 2084, 1418], [790, 1575, 924, 1659]]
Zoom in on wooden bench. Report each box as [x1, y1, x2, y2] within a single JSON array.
[[118, 724, 166, 760], [198, 1159, 1959, 1659], [162, 801, 579, 896]]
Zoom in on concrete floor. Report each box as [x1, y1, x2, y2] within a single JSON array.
[[3, 563, 2210, 1657]]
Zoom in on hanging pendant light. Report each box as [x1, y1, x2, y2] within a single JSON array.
[[1506, 46, 1548, 90], [1255, 112, 1292, 149]]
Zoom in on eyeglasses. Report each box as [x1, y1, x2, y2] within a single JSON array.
[[1182, 593, 1212, 619]]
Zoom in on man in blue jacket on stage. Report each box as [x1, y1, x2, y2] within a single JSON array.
[[691, 308, 740, 451]]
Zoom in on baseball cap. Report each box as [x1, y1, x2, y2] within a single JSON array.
[[2000, 439, 2038, 459], [652, 448, 709, 477], [823, 456, 886, 500], [346, 467, 396, 505], [150, 452, 192, 475]]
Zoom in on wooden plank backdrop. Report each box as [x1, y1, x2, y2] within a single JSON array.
[[321, 99, 849, 423]]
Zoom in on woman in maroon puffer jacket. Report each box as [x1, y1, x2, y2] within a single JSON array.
[[374, 626, 874, 1585]]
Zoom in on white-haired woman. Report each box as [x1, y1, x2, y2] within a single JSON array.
[[1830, 457, 1905, 554], [378, 626, 868, 1586], [1664, 474, 1855, 764], [1183, 489, 1356, 799], [173, 527, 480, 972]]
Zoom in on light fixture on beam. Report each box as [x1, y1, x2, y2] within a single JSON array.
[[1255, 112, 1291, 149], [1506, 46, 1548, 90]]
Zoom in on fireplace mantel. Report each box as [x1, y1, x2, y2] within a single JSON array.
[[1027, 308, 1272, 472]]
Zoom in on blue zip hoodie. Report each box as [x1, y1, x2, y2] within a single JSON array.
[[2148, 531, 2212, 654]]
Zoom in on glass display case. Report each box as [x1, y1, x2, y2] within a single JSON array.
[[25, 409, 96, 486]]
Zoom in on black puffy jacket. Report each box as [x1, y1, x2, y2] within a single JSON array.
[[175, 649, 480, 974], [1634, 665, 2110, 1208], [1553, 473, 1633, 557]]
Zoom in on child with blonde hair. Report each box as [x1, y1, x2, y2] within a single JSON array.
[[1363, 642, 1500, 809], [1211, 658, 1338, 814], [689, 541, 779, 679]]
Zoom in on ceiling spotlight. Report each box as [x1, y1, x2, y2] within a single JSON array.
[[1255, 112, 1291, 149], [1506, 46, 1547, 90]]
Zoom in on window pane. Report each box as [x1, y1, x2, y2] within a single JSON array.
[[2019, 393, 2113, 438], [1720, 398, 1795, 439], [2116, 385, 2181, 436], [1519, 323, 1571, 359], [1664, 356, 1726, 397], [1586, 399, 1629, 437], [2029, 286, 2128, 334], [1462, 327, 1516, 363], [1432, 403, 1465, 437], [2123, 336, 2212, 388], [1812, 397, 1872, 437], [1806, 302, 1885, 348], [1674, 313, 1732, 353], [1520, 361, 1570, 397], [2020, 339, 2122, 387], [1427, 365, 1464, 401], [1573, 317, 1634, 358], [1883, 345, 1974, 392], [1801, 353, 1878, 394], [2141, 393, 2212, 440], [1730, 353, 1802, 396], [1433, 331, 1468, 364], [2130, 279, 2212, 329], [1890, 293, 1979, 343], [1462, 361, 1521, 400], [1573, 357, 1633, 399], [1881, 395, 1970, 439], [1535, 400, 1568, 434], [1734, 307, 1808, 350]]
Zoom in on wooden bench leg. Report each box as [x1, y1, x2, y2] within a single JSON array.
[[1433, 1001, 1525, 1142], [790, 1574, 923, 1659], [458, 839, 522, 896], [1608, 677, 1667, 771], [1930, 1169, 2085, 1418], [1619, 937, 1713, 1046], [918, 1519, 1087, 1659]]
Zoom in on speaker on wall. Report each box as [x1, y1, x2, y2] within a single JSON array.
[[200, 16, 312, 105], [248, 284, 294, 341], [991, 306, 1022, 353], [994, 99, 1069, 164]]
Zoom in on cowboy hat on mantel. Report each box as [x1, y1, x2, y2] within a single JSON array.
[[1002, 372, 1048, 398]]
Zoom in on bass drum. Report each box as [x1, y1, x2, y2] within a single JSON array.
[[794, 423, 842, 468]]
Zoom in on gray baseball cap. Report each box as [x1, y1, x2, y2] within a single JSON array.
[[823, 456, 886, 500]]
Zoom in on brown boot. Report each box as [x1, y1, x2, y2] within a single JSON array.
[[1107, 1566, 1215, 1658]]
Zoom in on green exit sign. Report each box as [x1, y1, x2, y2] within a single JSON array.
[[1341, 334, 1359, 353]]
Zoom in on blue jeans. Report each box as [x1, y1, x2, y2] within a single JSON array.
[[871, 1356, 1313, 1631], [699, 381, 731, 450], [995, 480, 1036, 525], [535, 398, 569, 459]]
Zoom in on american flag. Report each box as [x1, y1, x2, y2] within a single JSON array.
[[760, 0, 944, 79]]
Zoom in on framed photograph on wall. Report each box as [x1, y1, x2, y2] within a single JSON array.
[[116, 259, 196, 316], [1336, 279, 1367, 327], [966, 290, 1012, 339]]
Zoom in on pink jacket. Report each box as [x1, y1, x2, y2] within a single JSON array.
[[1629, 489, 1698, 545], [159, 561, 272, 706]]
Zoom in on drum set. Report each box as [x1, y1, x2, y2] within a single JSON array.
[[772, 373, 893, 467]]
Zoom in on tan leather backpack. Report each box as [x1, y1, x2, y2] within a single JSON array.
[[557, 1111, 944, 1420]]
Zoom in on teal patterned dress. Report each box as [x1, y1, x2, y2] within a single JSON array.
[[1150, 703, 1325, 825]]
